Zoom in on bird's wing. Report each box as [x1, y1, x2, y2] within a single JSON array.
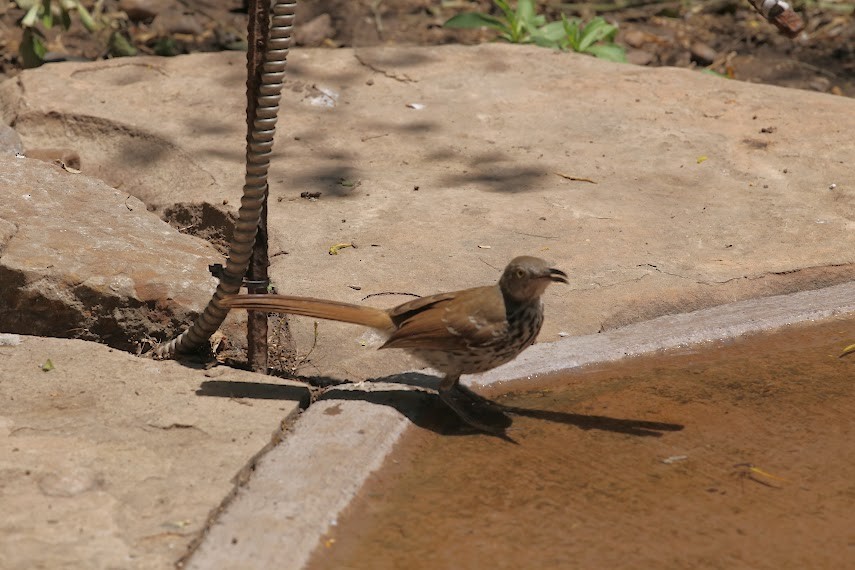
[[381, 286, 508, 351]]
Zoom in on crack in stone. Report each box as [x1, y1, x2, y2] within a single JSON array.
[[146, 422, 197, 430], [174, 405, 305, 568], [353, 52, 416, 83], [638, 262, 855, 286], [0, 219, 19, 258], [577, 262, 855, 293]]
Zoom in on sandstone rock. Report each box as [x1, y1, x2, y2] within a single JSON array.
[[0, 156, 219, 351], [1, 46, 853, 380], [0, 335, 306, 569], [295, 13, 335, 47], [626, 48, 655, 66], [118, 0, 169, 23], [0, 124, 22, 156], [25, 147, 81, 170], [690, 41, 718, 66], [152, 6, 205, 36]]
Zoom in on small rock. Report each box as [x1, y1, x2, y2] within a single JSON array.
[[622, 29, 648, 49], [295, 13, 335, 47], [626, 48, 655, 66], [119, 0, 169, 23], [0, 124, 23, 156], [152, 7, 204, 36], [26, 147, 82, 171], [0, 333, 21, 346], [808, 77, 831, 92], [690, 42, 717, 66]]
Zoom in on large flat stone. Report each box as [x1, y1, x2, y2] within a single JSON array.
[[1, 45, 852, 378], [0, 335, 307, 569], [0, 156, 221, 351], [0, 44, 852, 569]]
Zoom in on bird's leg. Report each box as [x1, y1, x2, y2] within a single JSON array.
[[438, 374, 505, 433], [453, 383, 513, 412]]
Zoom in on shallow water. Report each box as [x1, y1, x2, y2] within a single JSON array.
[[309, 319, 855, 570]]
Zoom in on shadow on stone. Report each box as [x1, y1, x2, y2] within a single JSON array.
[[196, 379, 311, 407], [195, 372, 684, 439]]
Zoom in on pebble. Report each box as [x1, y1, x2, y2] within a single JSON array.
[[689, 41, 717, 66]]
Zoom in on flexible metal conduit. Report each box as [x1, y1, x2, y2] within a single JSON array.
[[154, 0, 295, 358]]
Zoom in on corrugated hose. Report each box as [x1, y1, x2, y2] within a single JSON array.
[[154, 0, 295, 358]]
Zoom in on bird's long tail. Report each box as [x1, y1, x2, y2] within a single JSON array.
[[221, 294, 393, 330]]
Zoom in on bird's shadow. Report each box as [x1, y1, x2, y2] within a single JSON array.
[[196, 371, 684, 441]]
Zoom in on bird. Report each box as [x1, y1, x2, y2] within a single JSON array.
[[222, 256, 567, 431]]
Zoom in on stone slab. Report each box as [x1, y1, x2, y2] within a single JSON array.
[[1, 45, 852, 379], [0, 335, 307, 570], [0, 156, 222, 351], [0, 44, 853, 569]]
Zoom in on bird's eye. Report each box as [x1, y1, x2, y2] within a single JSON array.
[[515, 269, 525, 279]]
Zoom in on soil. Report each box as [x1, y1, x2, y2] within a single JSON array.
[[308, 318, 855, 569], [0, 0, 852, 96]]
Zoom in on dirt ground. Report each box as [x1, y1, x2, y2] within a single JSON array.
[[309, 318, 855, 569], [0, 0, 853, 96]]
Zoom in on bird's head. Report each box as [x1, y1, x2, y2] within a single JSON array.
[[498, 256, 567, 303]]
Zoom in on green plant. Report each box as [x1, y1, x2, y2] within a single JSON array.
[[555, 15, 625, 62], [444, 0, 626, 62], [443, 0, 546, 44], [15, 0, 99, 67]]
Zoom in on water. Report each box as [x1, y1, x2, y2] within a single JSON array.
[[309, 319, 855, 570]]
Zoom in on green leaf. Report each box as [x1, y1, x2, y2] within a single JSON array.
[[578, 18, 617, 52], [154, 36, 179, 56], [561, 15, 581, 49], [76, 2, 98, 32], [444, 12, 508, 33], [19, 27, 46, 68], [60, 6, 71, 29], [21, 3, 40, 27], [530, 33, 561, 48], [585, 43, 626, 62], [536, 20, 567, 42], [516, 0, 537, 27], [41, 0, 53, 28], [108, 31, 138, 57], [493, 0, 515, 22]]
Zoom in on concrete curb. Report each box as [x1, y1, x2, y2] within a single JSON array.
[[185, 282, 855, 568]]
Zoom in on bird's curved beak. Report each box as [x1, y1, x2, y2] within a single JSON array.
[[548, 267, 568, 284]]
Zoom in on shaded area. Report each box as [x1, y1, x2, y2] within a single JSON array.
[[196, 379, 311, 407], [500, 405, 684, 437], [308, 318, 855, 570], [439, 163, 548, 194], [195, 371, 683, 440]]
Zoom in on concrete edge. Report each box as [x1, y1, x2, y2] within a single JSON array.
[[185, 282, 855, 569], [473, 280, 855, 389]]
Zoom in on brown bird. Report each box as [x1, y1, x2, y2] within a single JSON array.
[[222, 256, 567, 431]]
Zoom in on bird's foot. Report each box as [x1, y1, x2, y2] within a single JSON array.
[[439, 389, 511, 435], [453, 384, 514, 412]]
